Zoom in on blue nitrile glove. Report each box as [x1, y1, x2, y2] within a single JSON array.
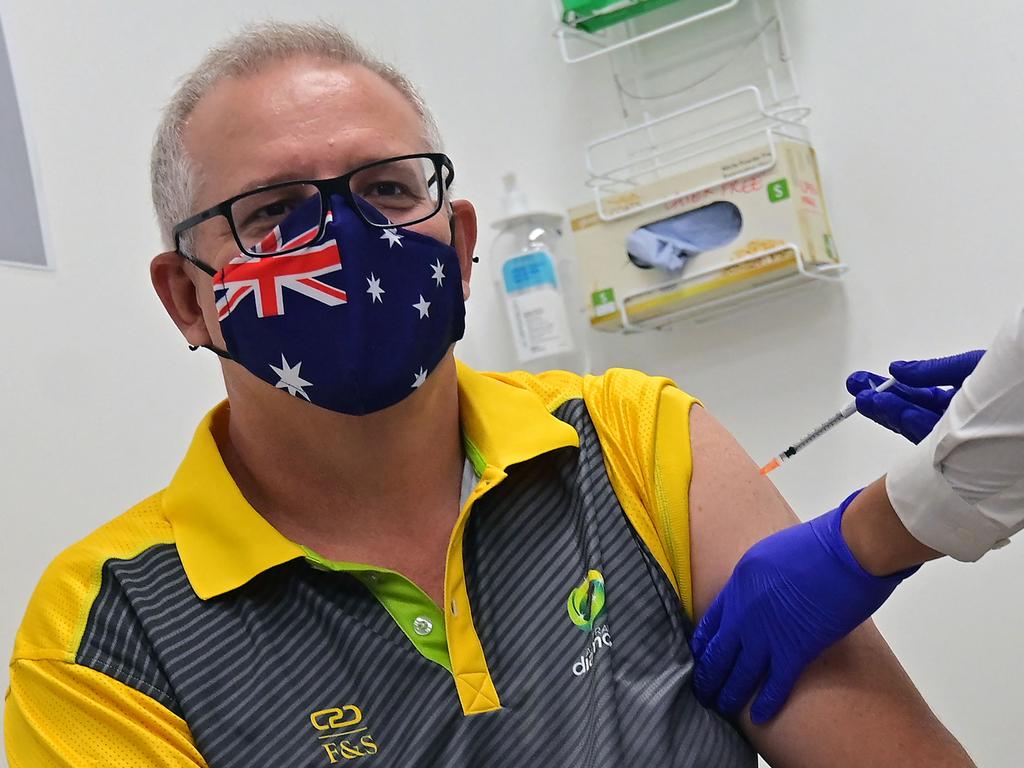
[[690, 491, 918, 724], [847, 350, 986, 444]]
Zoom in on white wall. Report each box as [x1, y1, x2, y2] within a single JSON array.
[[1, 1, 1020, 765]]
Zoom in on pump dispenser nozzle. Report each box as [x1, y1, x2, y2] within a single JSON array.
[[501, 172, 530, 218]]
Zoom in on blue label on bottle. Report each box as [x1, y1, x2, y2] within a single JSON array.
[[502, 251, 558, 294]]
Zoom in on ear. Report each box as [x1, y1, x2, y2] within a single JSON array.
[[150, 250, 219, 347], [450, 199, 477, 300]]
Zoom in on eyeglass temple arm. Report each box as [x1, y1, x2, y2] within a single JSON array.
[[177, 248, 217, 277]]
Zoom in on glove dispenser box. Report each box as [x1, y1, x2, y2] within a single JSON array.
[[569, 138, 842, 331]]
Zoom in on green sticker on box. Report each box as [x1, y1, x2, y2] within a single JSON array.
[[767, 178, 790, 203], [824, 233, 838, 262], [591, 287, 617, 317]]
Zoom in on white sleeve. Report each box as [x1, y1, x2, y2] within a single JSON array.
[[886, 302, 1024, 562]]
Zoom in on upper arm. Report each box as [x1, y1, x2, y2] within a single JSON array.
[[687, 405, 973, 768], [6, 658, 209, 768]]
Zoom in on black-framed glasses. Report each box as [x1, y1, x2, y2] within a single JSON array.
[[173, 152, 454, 270]]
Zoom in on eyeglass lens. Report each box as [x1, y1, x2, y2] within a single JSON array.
[[230, 156, 443, 256]]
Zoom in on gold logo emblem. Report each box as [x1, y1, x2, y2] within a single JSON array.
[[310, 705, 363, 732], [308, 704, 379, 763]]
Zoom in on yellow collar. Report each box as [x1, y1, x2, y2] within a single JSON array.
[[162, 402, 304, 600], [164, 361, 580, 600], [455, 360, 580, 474]]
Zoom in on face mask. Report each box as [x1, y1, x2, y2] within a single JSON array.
[[209, 194, 465, 415]]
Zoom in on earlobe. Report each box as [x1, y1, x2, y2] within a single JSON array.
[[150, 251, 214, 347], [450, 199, 478, 293]]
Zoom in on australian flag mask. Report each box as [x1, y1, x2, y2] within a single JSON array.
[[211, 194, 466, 415]]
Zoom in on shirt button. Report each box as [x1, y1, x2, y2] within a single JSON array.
[[413, 616, 433, 636], [993, 538, 1012, 550]]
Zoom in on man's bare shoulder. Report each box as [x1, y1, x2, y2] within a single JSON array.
[[688, 406, 798, 619], [687, 406, 974, 767]]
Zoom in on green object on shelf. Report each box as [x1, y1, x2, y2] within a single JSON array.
[[561, 0, 688, 33]]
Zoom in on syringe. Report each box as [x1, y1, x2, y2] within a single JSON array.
[[759, 376, 897, 475]]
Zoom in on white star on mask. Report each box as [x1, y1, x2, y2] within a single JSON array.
[[411, 366, 428, 389], [380, 228, 404, 248], [413, 295, 431, 319], [430, 259, 445, 287], [270, 355, 312, 401], [366, 273, 385, 303]]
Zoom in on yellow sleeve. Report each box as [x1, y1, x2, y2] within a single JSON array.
[[6, 658, 208, 768], [651, 385, 701, 621], [582, 369, 701, 621]]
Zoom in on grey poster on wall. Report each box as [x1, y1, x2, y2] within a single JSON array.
[[0, 15, 48, 269]]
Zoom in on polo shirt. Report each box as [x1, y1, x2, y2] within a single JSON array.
[[5, 361, 753, 767]]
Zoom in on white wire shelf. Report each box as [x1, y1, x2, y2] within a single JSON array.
[[604, 243, 847, 333], [552, 0, 741, 64], [586, 85, 811, 221], [555, 0, 842, 334]]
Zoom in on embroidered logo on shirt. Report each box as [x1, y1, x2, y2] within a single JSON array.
[[567, 569, 606, 631], [309, 704, 380, 763], [567, 569, 613, 677]]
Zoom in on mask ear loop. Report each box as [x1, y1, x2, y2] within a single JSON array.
[[181, 261, 232, 359], [188, 343, 232, 360]]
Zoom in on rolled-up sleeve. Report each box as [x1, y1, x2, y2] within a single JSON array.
[[886, 302, 1024, 561]]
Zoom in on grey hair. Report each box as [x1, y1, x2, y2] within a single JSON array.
[[151, 20, 444, 250]]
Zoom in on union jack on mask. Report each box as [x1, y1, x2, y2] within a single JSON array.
[[211, 194, 466, 415]]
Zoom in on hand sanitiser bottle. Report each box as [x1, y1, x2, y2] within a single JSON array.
[[490, 174, 585, 372]]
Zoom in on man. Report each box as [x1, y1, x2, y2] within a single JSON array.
[[5, 21, 974, 767]]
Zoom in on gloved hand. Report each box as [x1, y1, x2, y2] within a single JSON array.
[[690, 492, 917, 724], [847, 350, 986, 443]]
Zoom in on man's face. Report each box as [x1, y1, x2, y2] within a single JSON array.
[[160, 56, 474, 352]]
